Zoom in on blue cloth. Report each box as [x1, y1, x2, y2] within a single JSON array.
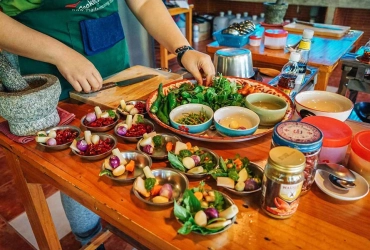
[[80, 12, 125, 56], [348, 109, 363, 122], [60, 192, 102, 246]]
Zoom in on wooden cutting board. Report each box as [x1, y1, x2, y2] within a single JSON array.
[[283, 23, 351, 38], [69, 65, 183, 109]]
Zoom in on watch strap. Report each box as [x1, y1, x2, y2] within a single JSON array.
[[175, 45, 194, 68]]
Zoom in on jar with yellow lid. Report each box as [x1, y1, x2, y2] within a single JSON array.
[[261, 146, 306, 219]]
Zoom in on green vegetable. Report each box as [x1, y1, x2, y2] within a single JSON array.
[[176, 108, 209, 125], [228, 169, 239, 182], [180, 100, 188, 105], [152, 135, 165, 148], [167, 92, 177, 112], [162, 96, 169, 118], [181, 91, 191, 99], [213, 191, 225, 211], [182, 189, 201, 214], [179, 149, 192, 158], [156, 101, 169, 125], [168, 152, 186, 172], [99, 169, 113, 177], [150, 83, 163, 113], [107, 110, 116, 118], [136, 115, 145, 124], [144, 178, 156, 191], [220, 157, 227, 172]]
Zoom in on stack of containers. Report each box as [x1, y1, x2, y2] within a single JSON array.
[[347, 131, 370, 184]]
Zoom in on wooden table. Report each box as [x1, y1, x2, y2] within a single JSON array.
[[1, 80, 370, 249], [206, 30, 364, 91]]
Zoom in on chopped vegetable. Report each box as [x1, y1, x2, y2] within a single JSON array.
[[125, 160, 135, 172], [109, 155, 120, 169], [204, 208, 219, 219], [46, 138, 57, 146], [179, 149, 192, 158], [159, 183, 173, 199], [187, 166, 204, 174], [150, 184, 163, 196], [217, 177, 235, 189], [142, 145, 153, 155], [94, 106, 103, 118], [144, 178, 156, 191], [205, 220, 232, 229], [116, 126, 127, 136], [218, 205, 239, 219], [166, 141, 173, 151], [112, 165, 125, 176], [112, 148, 127, 165], [143, 166, 155, 178], [194, 210, 207, 227], [186, 142, 192, 149], [99, 169, 113, 177], [152, 135, 165, 148], [134, 176, 150, 197], [91, 134, 100, 145], [84, 130, 92, 144], [152, 196, 169, 203], [182, 157, 195, 169], [35, 136, 52, 143], [174, 141, 188, 155]]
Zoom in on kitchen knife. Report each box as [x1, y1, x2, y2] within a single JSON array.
[[295, 20, 343, 31], [100, 74, 158, 91]]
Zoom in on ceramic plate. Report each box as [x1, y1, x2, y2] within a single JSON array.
[[315, 170, 369, 201], [146, 77, 294, 143]]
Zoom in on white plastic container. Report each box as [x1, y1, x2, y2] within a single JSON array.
[[193, 24, 199, 43], [264, 29, 288, 49], [301, 116, 352, 165], [213, 12, 229, 34], [249, 35, 261, 46], [229, 13, 243, 25]]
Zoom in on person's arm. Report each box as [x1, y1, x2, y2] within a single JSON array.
[[0, 12, 102, 92], [125, 0, 215, 85]]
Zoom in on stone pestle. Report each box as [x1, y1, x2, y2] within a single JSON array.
[[0, 53, 31, 92], [0, 52, 62, 136]]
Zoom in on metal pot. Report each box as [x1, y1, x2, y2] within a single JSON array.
[[214, 48, 255, 78]]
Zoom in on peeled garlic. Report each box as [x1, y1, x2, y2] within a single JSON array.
[[91, 134, 100, 144]]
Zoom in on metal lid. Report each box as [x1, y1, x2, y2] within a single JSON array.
[[272, 121, 323, 153], [268, 146, 306, 173]]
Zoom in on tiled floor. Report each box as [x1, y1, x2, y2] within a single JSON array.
[[0, 38, 369, 250]]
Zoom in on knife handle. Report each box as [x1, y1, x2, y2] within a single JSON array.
[[100, 82, 117, 91]]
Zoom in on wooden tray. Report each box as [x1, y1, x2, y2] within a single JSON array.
[[283, 23, 351, 38]]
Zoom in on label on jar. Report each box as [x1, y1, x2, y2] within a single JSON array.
[[276, 122, 322, 144], [261, 175, 303, 218]]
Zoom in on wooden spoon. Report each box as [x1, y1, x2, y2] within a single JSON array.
[[258, 68, 281, 77]]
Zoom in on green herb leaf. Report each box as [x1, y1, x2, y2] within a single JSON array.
[[183, 190, 201, 214], [168, 152, 186, 172], [144, 178, 156, 191], [177, 220, 193, 235], [107, 110, 116, 118], [213, 191, 225, 211], [174, 199, 190, 222], [220, 157, 227, 172], [99, 169, 112, 177], [136, 115, 145, 123], [228, 169, 239, 182]]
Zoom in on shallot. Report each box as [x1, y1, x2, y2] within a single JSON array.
[[109, 155, 121, 169], [46, 138, 57, 146], [86, 112, 97, 123], [159, 184, 173, 199], [76, 139, 88, 151], [117, 126, 127, 136]]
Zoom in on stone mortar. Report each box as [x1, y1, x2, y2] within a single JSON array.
[[264, 3, 289, 25], [0, 74, 61, 136]]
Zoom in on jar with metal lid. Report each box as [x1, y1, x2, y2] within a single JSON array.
[[261, 146, 306, 219], [271, 121, 323, 195]]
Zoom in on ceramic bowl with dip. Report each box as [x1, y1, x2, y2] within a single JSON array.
[[295, 91, 353, 121], [245, 93, 288, 126], [213, 106, 260, 137], [169, 104, 213, 134]]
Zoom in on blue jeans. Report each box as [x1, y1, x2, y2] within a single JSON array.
[[60, 192, 102, 246]]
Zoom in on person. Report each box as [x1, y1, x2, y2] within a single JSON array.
[[0, 0, 215, 247]]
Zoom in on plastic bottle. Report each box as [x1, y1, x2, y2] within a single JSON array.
[[258, 13, 265, 23], [193, 24, 199, 43], [229, 13, 243, 25], [277, 51, 301, 97], [295, 29, 314, 89], [242, 12, 250, 21], [213, 12, 229, 39], [252, 15, 258, 24], [225, 10, 235, 20]]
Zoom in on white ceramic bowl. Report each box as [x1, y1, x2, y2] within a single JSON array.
[[213, 106, 260, 137], [295, 91, 353, 121], [169, 104, 213, 134]]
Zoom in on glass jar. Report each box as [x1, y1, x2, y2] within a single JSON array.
[[261, 146, 306, 219], [271, 121, 323, 195]]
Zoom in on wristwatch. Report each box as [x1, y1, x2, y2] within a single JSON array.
[[175, 45, 194, 68]]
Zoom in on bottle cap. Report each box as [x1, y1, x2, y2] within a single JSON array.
[[243, 12, 248, 17], [290, 51, 301, 62], [302, 29, 314, 39], [220, 11, 225, 16], [236, 13, 241, 18], [228, 10, 232, 15], [260, 13, 265, 18]]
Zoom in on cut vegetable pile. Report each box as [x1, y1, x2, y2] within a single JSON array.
[[70, 130, 114, 156], [99, 148, 136, 177], [83, 106, 117, 127], [36, 128, 78, 146], [209, 155, 261, 192], [174, 181, 238, 235], [118, 99, 146, 115], [168, 141, 218, 174], [134, 166, 174, 204], [116, 113, 153, 137], [139, 132, 175, 155]]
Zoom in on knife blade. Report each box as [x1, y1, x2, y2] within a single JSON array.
[[295, 20, 343, 31], [100, 74, 158, 91]]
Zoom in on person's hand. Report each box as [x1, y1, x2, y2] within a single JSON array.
[[55, 51, 103, 93], [180, 50, 215, 86]]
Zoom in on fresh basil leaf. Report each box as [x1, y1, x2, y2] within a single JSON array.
[[220, 157, 227, 172], [137, 115, 145, 123], [209, 169, 228, 180], [228, 169, 239, 182], [174, 199, 190, 222], [177, 220, 193, 235], [183, 190, 201, 214], [213, 191, 225, 211], [99, 169, 112, 177], [168, 152, 186, 172], [144, 178, 156, 191], [107, 110, 116, 118]]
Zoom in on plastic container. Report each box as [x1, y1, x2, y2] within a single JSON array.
[[271, 121, 323, 195], [193, 24, 199, 43], [249, 35, 261, 46], [264, 29, 288, 49], [225, 10, 235, 20], [302, 116, 352, 164], [347, 131, 370, 184], [213, 12, 229, 36], [213, 27, 258, 48], [229, 13, 243, 25]]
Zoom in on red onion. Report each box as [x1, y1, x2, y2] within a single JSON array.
[[76, 139, 88, 151], [159, 184, 173, 199], [142, 145, 153, 155], [46, 138, 57, 146], [117, 126, 127, 136], [191, 155, 201, 166], [85, 112, 97, 123], [109, 155, 120, 169], [204, 207, 219, 219]]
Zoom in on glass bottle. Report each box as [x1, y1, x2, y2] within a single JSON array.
[[277, 51, 300, 97], [261, 146, 306, 219], [295, 29, 314, 88]]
